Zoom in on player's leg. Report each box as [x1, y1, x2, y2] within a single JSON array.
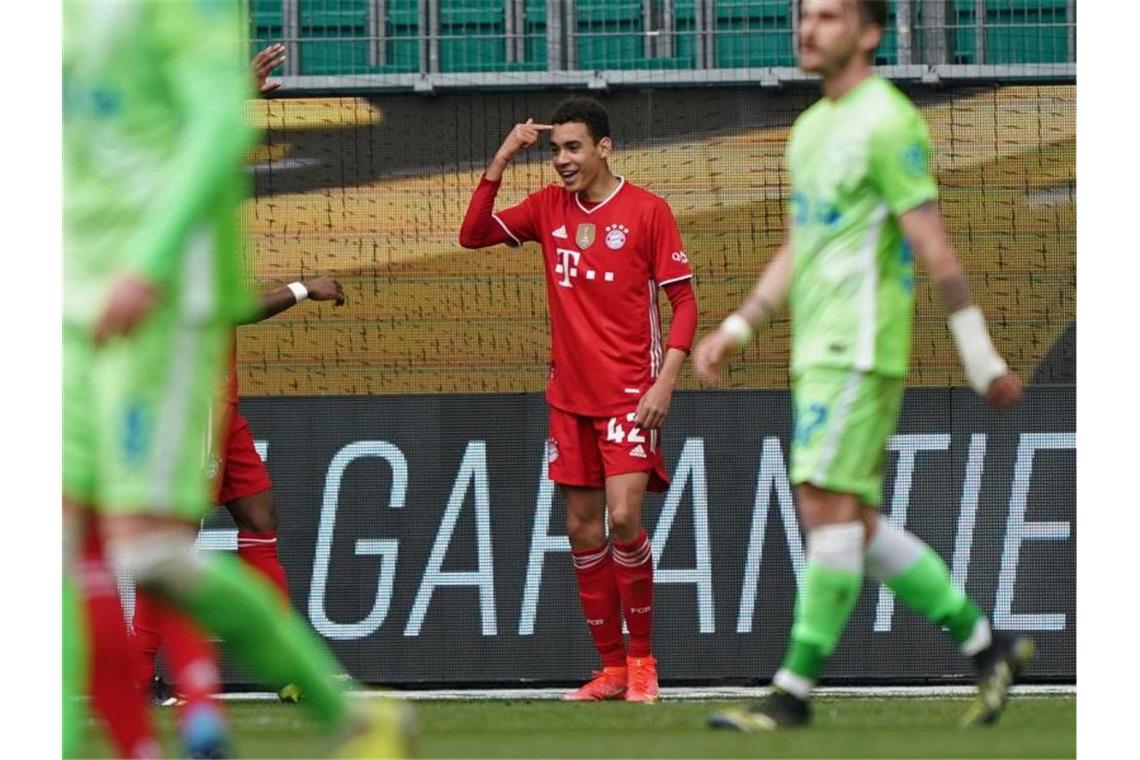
[[222, 413, 290, 604], [561, 484, 628, 701], [64, 326, 158, 758], [80, 517, 162, 759], [549, 408, 628, 701], [599, 413, 670, 703], [859, 504, 1034, 725], [61, 501, 88, 759], [62, 560, 85, 759], [93, 316, 361, 740], [712, 369, 891, 731], [605, 472, 659, 703], [227, 490, 289, 600]]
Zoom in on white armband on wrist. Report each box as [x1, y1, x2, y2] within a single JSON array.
[[286, 281, 309, 303], [948, 306, 1007, 395], [720, 313, 754, 347]]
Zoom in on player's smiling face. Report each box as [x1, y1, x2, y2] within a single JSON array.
[[550, 121, 612, 194], [798, 0, 880, 75]]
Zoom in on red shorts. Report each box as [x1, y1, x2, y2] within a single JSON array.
[[546, 405, 669, 493], [212, 410, 272, 505]]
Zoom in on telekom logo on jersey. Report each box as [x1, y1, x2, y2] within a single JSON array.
[[554, 247, 616, 288]]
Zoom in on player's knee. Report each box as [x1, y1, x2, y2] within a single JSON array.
[[607, 507, 641, 542], [566, 512, 605, 549], [229, 492, 277, 532], [109, 529, 204, 598]]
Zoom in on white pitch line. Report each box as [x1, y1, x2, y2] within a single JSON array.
[[218, 684, 1074, 702]]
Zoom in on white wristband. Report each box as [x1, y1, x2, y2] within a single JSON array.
[[720, 313, 754, 347], [948, 306, 1007, 395], [286, 281, 309, 303]]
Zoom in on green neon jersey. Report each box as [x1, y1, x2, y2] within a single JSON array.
[[63, 0, 257, 328], [786, 76, 939, 378]]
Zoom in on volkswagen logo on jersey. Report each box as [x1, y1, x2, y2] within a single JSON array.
[[605, 224, 629, 250], [575, 223, 596, 249]]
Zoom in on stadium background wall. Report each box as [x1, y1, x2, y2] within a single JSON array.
[[239, 84, 1075, 395], [191, 387, 1074, 686], [185, 83, 1076, 686]]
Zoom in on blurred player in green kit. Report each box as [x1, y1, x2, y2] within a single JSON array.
[[694, 0, 1034, 731], [62, 2, 406, 756]]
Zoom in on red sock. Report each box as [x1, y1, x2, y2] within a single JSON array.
[[81, 532, 161, 760], [612, 530, 654, 658], [130, 589, 162, 685], [135, 591, 221, 719], [237, 530, 290, 605], [160, 604, 223, 726], [571, 542, 626, 668]]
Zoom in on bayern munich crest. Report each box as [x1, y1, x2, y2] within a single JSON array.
[[545, 437, 560, 463], [605, 224, 629, 250]]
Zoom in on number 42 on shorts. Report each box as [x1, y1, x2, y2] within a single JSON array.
[[606, 413, 646, 444]]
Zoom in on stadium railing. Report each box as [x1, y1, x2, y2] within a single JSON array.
[[251, 0, 1076, 92]]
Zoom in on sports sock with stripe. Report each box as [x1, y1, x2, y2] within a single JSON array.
[[612, 529, 655, 658], [571, 542, 626, 667], [237, 530, 290, 605], [864, 516, 990, 654], [774, 522, 865, 700]]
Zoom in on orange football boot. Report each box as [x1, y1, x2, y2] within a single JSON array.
[[625, 655, 660, 703], [560, 666, 628, 701]]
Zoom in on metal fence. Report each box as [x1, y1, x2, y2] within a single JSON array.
[[252, 0, 1076, 92]]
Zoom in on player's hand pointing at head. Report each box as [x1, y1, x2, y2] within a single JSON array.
[[497, 118, 553, 163]]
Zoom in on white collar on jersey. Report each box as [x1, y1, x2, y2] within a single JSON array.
[[574, 176, 626, 215]]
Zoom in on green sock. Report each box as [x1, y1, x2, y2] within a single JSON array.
[[781, 560, 863, 681], [174, 553, 351, 730], [62, 577, 86, 759], [885, 546, 983, 646]]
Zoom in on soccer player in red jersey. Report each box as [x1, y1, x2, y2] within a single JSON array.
[[459, 98, 699, 703]]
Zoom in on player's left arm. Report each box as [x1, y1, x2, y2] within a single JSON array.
[[635, 284, 697, 430], [899, 204, 1021, 409], [872, 108, 1021, 410], [237, 276, 347, 325], [635, 202, 699, 430]]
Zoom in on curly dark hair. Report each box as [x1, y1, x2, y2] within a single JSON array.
[[549, 98, 611, 143]]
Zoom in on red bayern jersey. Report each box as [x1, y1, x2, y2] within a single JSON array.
[[494, 177, 693, 417]]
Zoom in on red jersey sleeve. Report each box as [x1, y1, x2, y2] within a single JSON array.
[[492, 187, 544, 247], [458, 176, 543, 249], [649, 199, 693, 286]]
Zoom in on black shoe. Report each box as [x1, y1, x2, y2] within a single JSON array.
[[150, 676, 184, 707], [963, 633, 1036, 727], [708, 688, 811, 731]]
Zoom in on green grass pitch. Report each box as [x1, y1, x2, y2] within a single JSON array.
[[81, 695, 1075, 758]]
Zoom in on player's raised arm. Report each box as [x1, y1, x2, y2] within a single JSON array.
[[899, 204, 1022, 409], [459, 119, 551, 249], [692, 239, 793, 384], [252, 43, 287, 96]]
